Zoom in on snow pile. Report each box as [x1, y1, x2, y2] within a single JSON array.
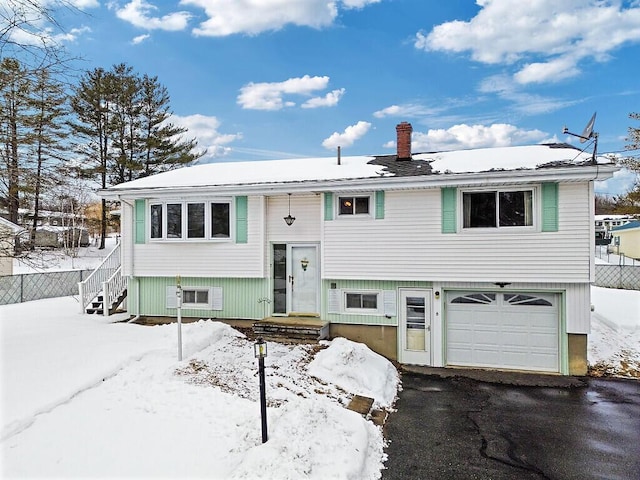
[[1, 302, 397, 478], [589, 286, 640, 377], [308, 337, 400, 409]]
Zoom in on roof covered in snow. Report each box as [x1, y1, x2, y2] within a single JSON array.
[[103, 143, 616, 196]]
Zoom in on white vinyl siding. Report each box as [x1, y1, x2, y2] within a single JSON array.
[[130, 196, 265, 278], [267, 195, 321, 243], [322, 183, 591, 283]]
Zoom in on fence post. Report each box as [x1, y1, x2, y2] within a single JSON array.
[[20, 274, 24, 303]]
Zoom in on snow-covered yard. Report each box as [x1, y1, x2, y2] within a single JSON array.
[[1, 238, 638, 477], [1, 298, 398, 478]]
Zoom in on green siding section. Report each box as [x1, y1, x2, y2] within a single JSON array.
[[541, 182, 559, 232], [134, 199, 145, 244], [137, 276, 268, 319], [323, 279, 431, 326], [235, 196, 248, 243], [375, 191, 385, 219], [324, 192, 333, 221], [441, 187, 457, 233]]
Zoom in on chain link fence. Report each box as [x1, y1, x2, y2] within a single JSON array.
[[0, 270, 94, 305], [594, 265, 640, 290]]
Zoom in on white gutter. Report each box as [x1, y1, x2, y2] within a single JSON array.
[[98, 164, 619, 200]]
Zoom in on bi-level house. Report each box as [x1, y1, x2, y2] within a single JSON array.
[[90, 122, 618, 375]]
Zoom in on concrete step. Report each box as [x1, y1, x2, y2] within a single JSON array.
[[253, 316, 329, 343]]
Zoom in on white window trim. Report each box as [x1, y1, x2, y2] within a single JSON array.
[[182, 287, 212, 309], [342, 289, 383, 315], [458, 185, 540, 233], [336, 193, 374, 219], [149, 198, 234, 242]]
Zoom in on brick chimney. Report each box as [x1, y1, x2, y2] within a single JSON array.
[[396, 122, 412, 160]]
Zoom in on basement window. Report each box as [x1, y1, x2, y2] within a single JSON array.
[[344, 291, 381, 314], [183, 288, 210, 308]]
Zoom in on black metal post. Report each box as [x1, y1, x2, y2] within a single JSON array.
[[258, 354, 268, 443]]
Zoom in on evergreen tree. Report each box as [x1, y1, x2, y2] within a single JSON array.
[[109, 63, 143, 184], [25, 66, 69, 247], [69, 67, 113, 249], [138, 73, 202, 178], [0, 58, 31, 224]]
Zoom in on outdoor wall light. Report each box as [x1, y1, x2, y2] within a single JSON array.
[[284, 194, 296, 226]]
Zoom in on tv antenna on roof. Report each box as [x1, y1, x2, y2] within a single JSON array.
[[562, 112, 598, 162]]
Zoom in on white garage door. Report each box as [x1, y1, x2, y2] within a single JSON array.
[[446, 291, 559, 372]]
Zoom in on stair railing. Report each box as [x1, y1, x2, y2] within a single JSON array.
[[102, 266, 128, 316], [78, 243, 122, 314]]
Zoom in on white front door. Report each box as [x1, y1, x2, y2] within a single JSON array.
[[288, 245, 319, 314], [398, 289, 432, 365]]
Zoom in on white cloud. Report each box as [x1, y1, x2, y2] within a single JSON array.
[[238, 75, 337, 110], [322, 121, 371, 150], [182, 0, 338, 36], [595, 167, 638, 196], [410, 123, 549, 151], [373, 103, 452, 119], [131, 33, 150, 44], [341, 0, 381, 8], [170, 114, 241, 159], [479, 74, 581, 115], [417, 0, 640, 84], [301, 88, 345, 108], [115, 0, 191, 31]]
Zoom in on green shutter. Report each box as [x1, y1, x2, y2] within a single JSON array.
[[324, 192, 333, 221], [235, 196, 248, 243], [375, 191, 385, 219], [441, 187, 457, 234], [134, 199, 145, 244], [541, 182, 559, 232]]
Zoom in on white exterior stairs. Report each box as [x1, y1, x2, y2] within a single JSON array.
[[78, 243, 128, 316]]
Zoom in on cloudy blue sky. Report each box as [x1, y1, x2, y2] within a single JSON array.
[[18, 0, 640, 194]]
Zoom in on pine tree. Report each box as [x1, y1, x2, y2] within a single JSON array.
[[69, 67, 114, 249], [0, 58, 31, 224], [25, 66, 69, 247], [109, 63, 143, 184], [138, 73, 203, 178]]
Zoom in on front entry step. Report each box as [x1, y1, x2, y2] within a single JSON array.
[[253, 316, 329, 343]]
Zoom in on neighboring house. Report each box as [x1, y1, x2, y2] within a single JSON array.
[[98, 122, 618, 376], [0, 217, 24, 276], [594, 214, 635, 244], [611, 221, 640, 259]]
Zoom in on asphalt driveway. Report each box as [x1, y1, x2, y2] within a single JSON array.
[[383, 370, 640, 480]]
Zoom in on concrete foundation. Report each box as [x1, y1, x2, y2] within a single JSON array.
[[568, 333, 588, 376], [329, 324, 398, 361]]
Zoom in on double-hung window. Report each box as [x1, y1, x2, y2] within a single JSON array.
[[462, 189, 534, 229], [150, 200, 231, 241]]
